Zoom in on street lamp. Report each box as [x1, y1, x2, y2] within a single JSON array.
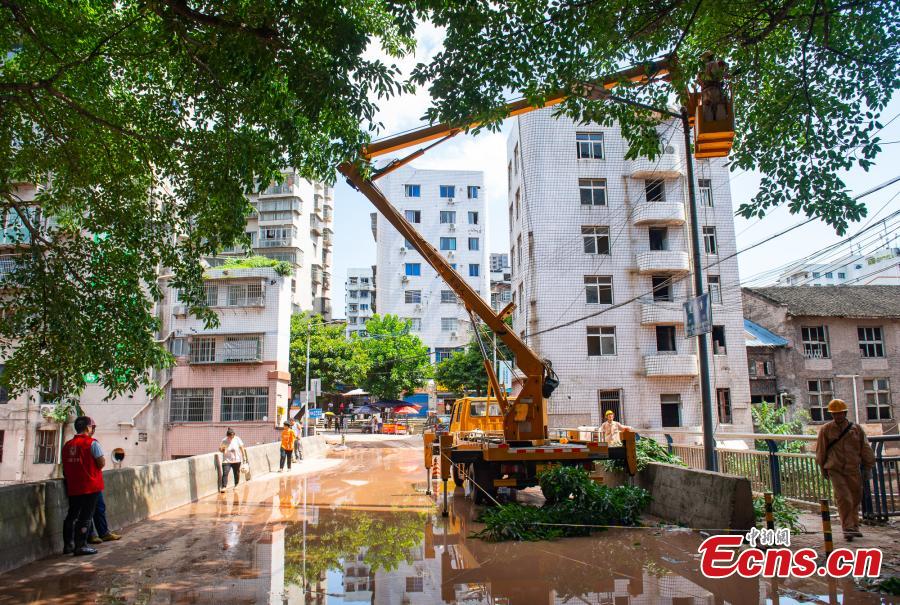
[[835, 374, 861, 423]]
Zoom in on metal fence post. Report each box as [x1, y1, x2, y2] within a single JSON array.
[[765, 439, 782, 496]]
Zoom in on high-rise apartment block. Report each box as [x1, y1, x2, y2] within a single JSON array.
[[490, 253, 512, 312], [507, 109, 751, 431], [372, 165, 489, 367], [776, 246, 900, 287], [219, 171, 334, 318], [345, 267, 375, 337]]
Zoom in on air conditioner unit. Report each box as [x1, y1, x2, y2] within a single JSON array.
[[414, 304, 423, 312], [399, 247, 406, 253], [449, 224, 456, 231], [450, 331, 458, 338], [173, 305, 187, 317], [401, 275, 409, 283], [447, 251, 455, 258], [39, 404, 56, 418]]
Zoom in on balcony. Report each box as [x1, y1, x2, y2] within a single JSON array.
[[640, 301, 684, 325], [189, 335, 263, 364], [635, 250, 690, 274], [258, 237, 297, 248], [632, 202, 686, 226], [644, 353, 698, 377], [627, 149, 683, 179], [311, 264, 323, 284], [310, 215, 323, 235]]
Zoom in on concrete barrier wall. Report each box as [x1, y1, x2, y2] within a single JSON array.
[[0, 436, 326, 575], [636, 462, 755, 531]]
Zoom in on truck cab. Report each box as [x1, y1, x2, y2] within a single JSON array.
[[449, 397, 504, 438]]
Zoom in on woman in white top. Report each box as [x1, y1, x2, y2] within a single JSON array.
[[218, 428, 247, 492]]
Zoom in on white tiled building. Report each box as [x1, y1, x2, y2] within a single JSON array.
[[345, 267, 375, 337], [507, 109, 752, 432], [776, 245, 900, 287], [372, 165, 489, 363], [218, 170, 334, 318]]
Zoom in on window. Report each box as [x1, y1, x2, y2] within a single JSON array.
[[703, 226, 718, 254], [598, 390, 622, 422], [407, 317, 421, 331], [349, 290, 358, 299], [579, 179, 607, 205], [652, 275, 672, 302], [0, 364, 7, 404], [660, 394, 682, 427], [582, 226, 610, 254], [528, 232, 534, 261], [468, 264, 480, 277], [404, 184, 420, 197], [748, 360, 757, 377], [698, 178, 713, 207], [645, 179, 665, 202], [717, 388, 732, 423], [204, 284, 219, 307], [170, 388, 213, 422], [513, 143, 519, 174], [825, 272, 833, 278], [838, 272, 846, 279], [441, 317, 458, 332], [508, 202, 513, 228], [441, 290, 457, 304], [576, 132, 604, 159], [348, 317, 357, 325], [468, 211, 479, 225], [435, 348, 460, 363], [585, 276, 613, 304], [439, 185, 455, 198], [439, 210, 456, 224], [404, 263, 421, 276], [348, 277, 358, 285], [359, 304, 369, 311], [439, 237, 456, 251], [190, 336, 216, 363], [405, 290, 421, 304], [223, 335, 261, 362], [587, 326, 617, 356], [468, 237, 480, 251], [258, 225, 297, 247], [858, 327, 884, 358], [812, 272, 820, 278], [808, 379, 834, 422], [515, 190, 520, 220], [403, 238, 415, 250], [864, 379, 892, 420], [801, 326, 830, 358], [406, 577, 424, 593], [0, 430, 3, 462], [221, 387, 268, 422], [404, 210, 421, 223], [656, 326, 677, 353], [711, 325, 727, 355], [517, 234, 522, 269], [227, 283, 263, 306], [649, 227, 668, 251], [708, 275, 722, 304], [349, 304, 358, 312], [34, 429, 58, 464], [467, 186, 479, 199]]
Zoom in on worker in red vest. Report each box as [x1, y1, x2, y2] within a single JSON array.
[[62, 416, 106, 556]]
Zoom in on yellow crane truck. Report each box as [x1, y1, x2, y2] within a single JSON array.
[[339, 59, 734, 506]]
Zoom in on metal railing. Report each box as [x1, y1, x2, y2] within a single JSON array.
[[863, 435, 899, 521]]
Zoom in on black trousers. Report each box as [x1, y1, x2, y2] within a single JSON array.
[[63, 491, 101, 549], [280, 447, 292, 470], [221, 462, 241, 488]]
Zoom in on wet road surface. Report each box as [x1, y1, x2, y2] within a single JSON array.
[[0, 435, 891, 604]]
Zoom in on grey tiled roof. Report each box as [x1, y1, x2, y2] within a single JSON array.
[[744, 286, 900, 318]]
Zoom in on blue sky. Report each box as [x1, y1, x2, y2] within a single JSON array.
[[330, 25, 900, 319]]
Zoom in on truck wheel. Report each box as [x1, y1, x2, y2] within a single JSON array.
[[470, 463, 497, 505], [452, 464, 464, 487]]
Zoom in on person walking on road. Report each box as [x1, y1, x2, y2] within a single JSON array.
[[600, 410, 632, 447], [62, 416, 106, 556], [815, 399, 876, 541], [279, 421, 294, 471], [292, 417, 303, 462], [219, 428, 247, 493]]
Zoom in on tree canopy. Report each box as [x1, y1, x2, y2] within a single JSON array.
[[1, 0, 897, 399], [435, 324, 513, 396], [357, 314, 432, 401], [288, 313, 366, 395]]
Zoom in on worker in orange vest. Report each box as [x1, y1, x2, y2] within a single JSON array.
[[279, 420, 295, 472]]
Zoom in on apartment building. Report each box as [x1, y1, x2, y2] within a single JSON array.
[[508, 108, 752, 431], [776, 245, 900, 287], [372, 165, 489, 367], [743, 286, 900, 427], [345, 267, 375, 337], [218, 170, 334, 318], [490, 253, 512, 312], [161, 264, 293, 458]]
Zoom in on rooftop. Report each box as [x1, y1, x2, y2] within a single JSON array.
[[743, 319, 789, 348], [744, 286, 900, 319]]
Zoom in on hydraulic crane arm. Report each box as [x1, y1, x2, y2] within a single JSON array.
[[340, 59, 673, 443]]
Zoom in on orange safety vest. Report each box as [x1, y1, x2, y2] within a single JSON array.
[[280, 428, 294, 451]]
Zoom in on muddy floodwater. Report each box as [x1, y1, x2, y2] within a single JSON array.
[[0, 436, 892, 604]]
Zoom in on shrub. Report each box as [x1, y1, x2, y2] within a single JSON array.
[[602, 437, 686, 473], [753, 495, 805, 535]]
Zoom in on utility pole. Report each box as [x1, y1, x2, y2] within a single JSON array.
[[681, 108, 718, 472], [835, 374, 861, 423]]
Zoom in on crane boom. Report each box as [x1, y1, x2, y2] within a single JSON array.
[[340, 59, 673, 444]]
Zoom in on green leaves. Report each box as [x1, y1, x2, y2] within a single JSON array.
[[356, 314, 432, 401], [289, 312, 365, 394]]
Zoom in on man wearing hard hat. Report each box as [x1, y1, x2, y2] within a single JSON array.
[[815, 399, 876, 540]]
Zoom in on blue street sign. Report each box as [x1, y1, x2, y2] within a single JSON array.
[[684, 293, 712, 337], [308, 408, 324, 419]]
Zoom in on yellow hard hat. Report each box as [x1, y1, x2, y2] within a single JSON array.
[[827, 399, 849, 413], [605, 410, 614, 417]]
